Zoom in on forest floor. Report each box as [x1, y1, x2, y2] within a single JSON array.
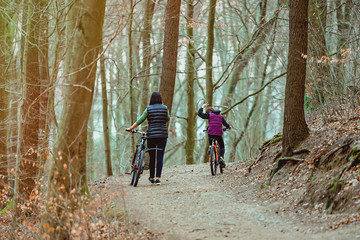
[[92, 162, 360, 240]]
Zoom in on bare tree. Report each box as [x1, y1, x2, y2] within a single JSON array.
[[185, 0, 196, 164], [140, 0, 156, 113], [100, 51, 113, 176], [159, 0, 182, 113], [282, 0, 310, 156], [308, 0, 328, 104], [205, 0, 217, 106], [41, 0, 106, 237], [128, 0, 135, 151], [17, 0, 42, 208], [0, 0, 10, 193]]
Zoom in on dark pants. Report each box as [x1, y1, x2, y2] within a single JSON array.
[[208, 135, 225, 158], [147, 138, 167, 178]]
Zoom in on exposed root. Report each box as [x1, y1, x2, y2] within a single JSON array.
[[268, 157, 304, 184]]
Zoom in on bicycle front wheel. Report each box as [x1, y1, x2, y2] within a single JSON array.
[[133, 151, 145, 187], [130, 150, 139, 185], [210, 147, 217, 176]]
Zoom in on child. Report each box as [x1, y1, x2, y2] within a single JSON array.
[[198, 102, 231, 167]]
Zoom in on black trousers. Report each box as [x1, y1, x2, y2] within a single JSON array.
[[208, 135, 225, 158], [147, 138, 167, 178]]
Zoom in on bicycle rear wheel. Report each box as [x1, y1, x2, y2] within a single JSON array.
[[133, 151, 144, 187], [216, 143, 223, 174], [210, 147, 217, 176]]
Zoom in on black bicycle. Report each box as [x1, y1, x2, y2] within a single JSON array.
[[205, 128, 228, 176], [128, 130, 162, 187]]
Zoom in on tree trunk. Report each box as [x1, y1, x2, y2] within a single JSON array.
[[0, 1, 10, 192], [282, 0, 310, 156], [8, 2, 21, 201], [184, 0, 196, 165], [159, 0, 182, 113], [308, 0, 328, 104], [128, 0, 135, 152], [87, 112, 94, 180], [205, 0, 216, 106], [200, 0, 217, 163], [17, 0, 41, 205], [38, 0, 51, 174], [335, 0, 352, 86], [100, 52, 113, 176], [140, 0, 156, 113], [41, 0, 106, 238]]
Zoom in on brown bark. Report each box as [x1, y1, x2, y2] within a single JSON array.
[[18, 0, 42, 204], [0, 1, 10, 192], [308, 0, 328, 104], [140, 0, 156, 114], [335, 0, 352, 85], [201, 0, 217, 163], [129, 0, 135, 151], [185, 0, 196, 165], [159, 0, 182, 113], [100, 53, 113, 176], [282, 0, 310, 156], [41, 0, 106, 238], [205, 0, 217, 106], [38, 0, 51, 172]]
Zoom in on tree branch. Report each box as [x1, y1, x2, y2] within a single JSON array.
[[221, 72, 286, 115]]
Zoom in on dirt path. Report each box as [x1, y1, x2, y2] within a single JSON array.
[[107, 163, 360, 240]]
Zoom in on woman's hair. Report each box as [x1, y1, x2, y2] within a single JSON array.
[[206, 107, 214, 113], [149, 91, 163, 105]]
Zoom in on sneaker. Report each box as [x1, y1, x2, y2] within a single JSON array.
[[219, 157, 226, 168], [148, 177, 155, 184], [155, 178, 161, 185]]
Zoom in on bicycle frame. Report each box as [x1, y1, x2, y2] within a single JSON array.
[[129, 130, 163, 186], [209, 138, 219, 163], [131, 131, 147, 168], [204, 127, 228, 175]]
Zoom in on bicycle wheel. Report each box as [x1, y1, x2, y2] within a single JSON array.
[[130, 150, 140, 185], [216, 143, 223, 174], [133, 151, 144, 187], [210, 146, 217, 176]]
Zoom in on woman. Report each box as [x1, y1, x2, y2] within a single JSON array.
[[198, 102, 231, 167], [126, 92, 170, 185]]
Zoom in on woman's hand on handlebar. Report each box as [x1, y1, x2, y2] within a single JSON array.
[[126, 122, 139, 132]]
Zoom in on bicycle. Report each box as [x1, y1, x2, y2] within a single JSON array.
[[128, 130, 163, 187], [205, 128, 228, 176]]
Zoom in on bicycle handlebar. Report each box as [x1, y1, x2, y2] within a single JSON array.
[[126, 129, 147, 135], [203, 127, 230, 132]]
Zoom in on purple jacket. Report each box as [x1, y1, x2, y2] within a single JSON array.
[[198, 108, 230, 136], [208, 112, 223, 135]]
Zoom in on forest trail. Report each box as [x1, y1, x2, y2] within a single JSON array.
[[106, 163, 360, 240]]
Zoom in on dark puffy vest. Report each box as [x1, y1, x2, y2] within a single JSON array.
[[147, 104, 168, 138], [208, 112, 223, 136]]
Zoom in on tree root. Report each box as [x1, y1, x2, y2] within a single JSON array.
[[267, 157, 304, 185], [259, 134, 282, 152], [246, 155, 263, 176], [312, 137, 353, 167], [293, 148, 311, 155]]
